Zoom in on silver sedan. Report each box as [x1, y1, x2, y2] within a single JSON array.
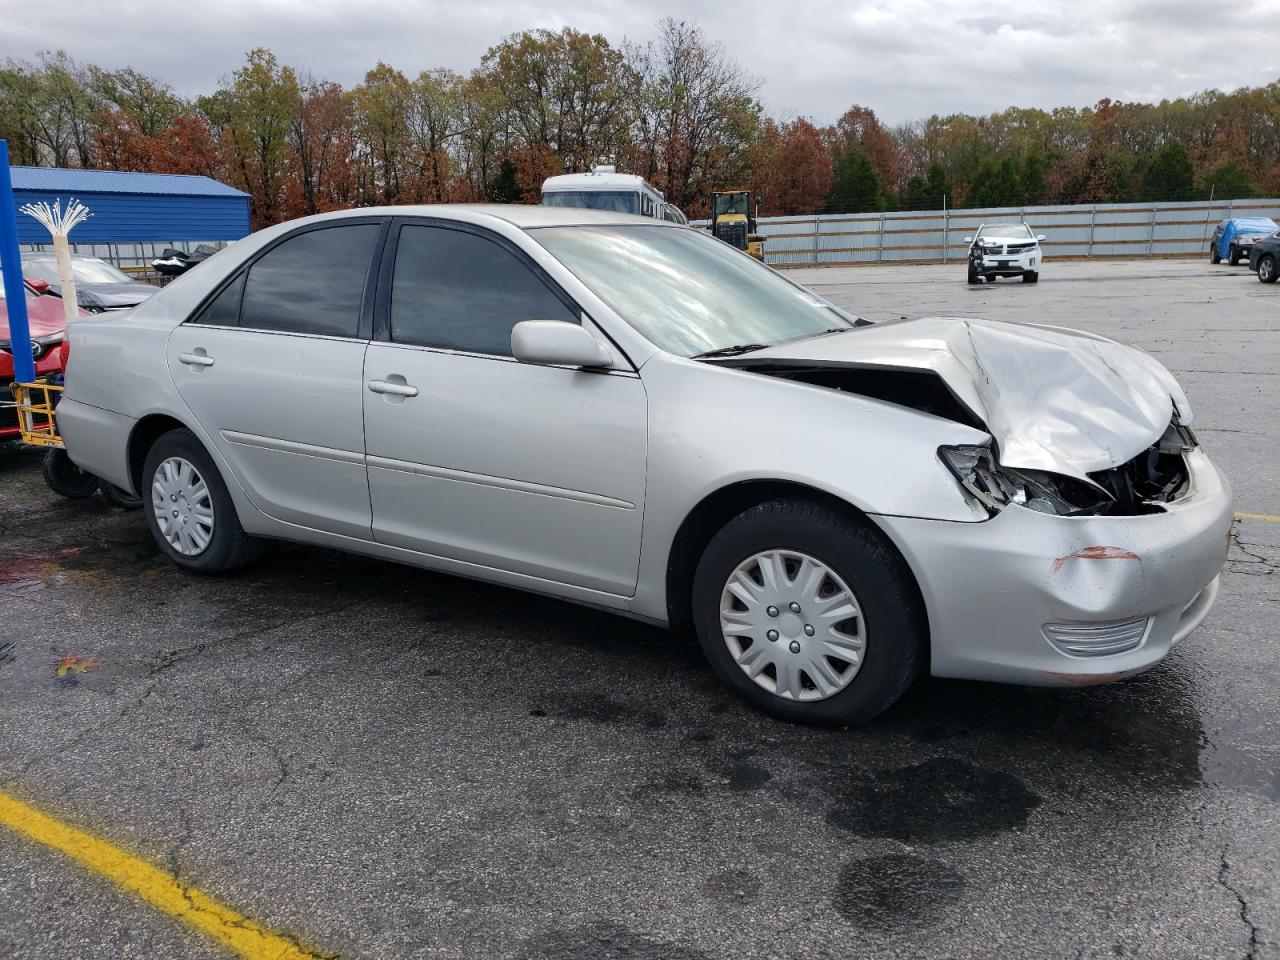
[[56, 206, 1232, 725]]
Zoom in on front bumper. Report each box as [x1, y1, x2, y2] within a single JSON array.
[[974, 251, 1039, 276], [872, 447, 1232, 686]]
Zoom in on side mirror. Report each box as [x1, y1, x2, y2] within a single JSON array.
[[963, 236, 973, 243], [1036, 234, 1046, 242], [26, 278, 50, 295], [512, 320, 613, 369]]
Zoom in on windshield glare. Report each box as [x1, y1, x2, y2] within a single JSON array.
[[533, 225, 855, 357], [542, 191, 640, 215], [25, 257, 132, 285], [978, 224, 1033, 240]]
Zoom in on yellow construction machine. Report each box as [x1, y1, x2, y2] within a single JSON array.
[[710, 190, 765, 261]]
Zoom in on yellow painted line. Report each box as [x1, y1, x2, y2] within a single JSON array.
[[0, 790, 326, 960], [1235, 511, 1280, 523]]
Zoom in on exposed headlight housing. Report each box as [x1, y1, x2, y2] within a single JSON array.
[[938, 445, 1109, 517]]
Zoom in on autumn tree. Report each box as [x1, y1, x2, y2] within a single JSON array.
[[751, 118, 831, 215], [287, 79, 355, 216], [349, 62, 413, 204], [623, 18, 759, 214], [480, 28, 632, 174], [200, 49, 298, 227]]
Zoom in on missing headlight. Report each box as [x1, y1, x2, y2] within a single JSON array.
[[938, 445, 1112, 517]]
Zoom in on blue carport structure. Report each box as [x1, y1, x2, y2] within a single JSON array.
[[9, 165, 250, 245]]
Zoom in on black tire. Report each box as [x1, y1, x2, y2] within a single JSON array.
[[1229, 247, 1241, 266], [42, 448, 99, 499], [141, 428, 262, 573], [967, 264, 979, 284], [1022, 270, 1039, 283], [691, 499, 926, 726], [98, 479, 143, 510], [1210, 246, 1221, 264], [1258, 255, 1277, 284]]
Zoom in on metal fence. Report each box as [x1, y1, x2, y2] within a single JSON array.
[[17, 239, 228, 280], [696, 198, 1280, 268]]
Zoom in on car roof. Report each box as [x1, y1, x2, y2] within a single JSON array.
[[289, 204, 676, 231]]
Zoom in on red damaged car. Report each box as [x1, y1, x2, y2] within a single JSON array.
[[1, 279, 81, 441]]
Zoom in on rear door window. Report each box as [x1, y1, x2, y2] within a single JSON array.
[[238, 224, 380, 337]]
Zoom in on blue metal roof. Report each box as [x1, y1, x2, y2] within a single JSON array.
[[10, 166, 248, 198]]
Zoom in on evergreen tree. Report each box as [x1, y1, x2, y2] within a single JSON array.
[[966, 155, 1023, 208], [1199, 160, 1259, 200], [486, 158, 519, 202], [1141, 141, 1194, 201], [826, 149, 884, 213]]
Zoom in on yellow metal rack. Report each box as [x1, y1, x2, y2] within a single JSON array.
[[8, 380, 64, 448]]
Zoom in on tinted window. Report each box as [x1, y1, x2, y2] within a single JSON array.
[[240, 224, 380, 337], [390, 225, 577, 356], [192, 273, 245, 326]]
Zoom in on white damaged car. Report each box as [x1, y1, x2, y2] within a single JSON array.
[[56, 206, 1231, 725], [966, 222, 1045, 284]]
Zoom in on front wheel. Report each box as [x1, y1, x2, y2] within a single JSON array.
[[1229, 247, 1242, 266], [967, 264, 979, 284], [1211, 246, 1221, 264], [1022, 270, 1039, 283], [1258, 255, 1277, 283], [142, 429, 262, 573], [42, 448, 99, 499], [691, 500, 925, 726]]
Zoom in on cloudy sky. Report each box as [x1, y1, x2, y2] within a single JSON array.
[[3, 0, 1278, 124]]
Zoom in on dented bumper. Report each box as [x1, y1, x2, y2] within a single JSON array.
[[872, 448, 1232, 686]]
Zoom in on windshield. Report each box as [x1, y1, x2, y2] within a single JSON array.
[[25, 257, 133, 285], [542, 191, 640, 215], [978, 223, 1033, 240], [715, 194, 749, 216], [533, 225, 856, 357]]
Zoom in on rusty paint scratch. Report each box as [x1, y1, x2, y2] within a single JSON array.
[[1051, 546, 1142, 575]]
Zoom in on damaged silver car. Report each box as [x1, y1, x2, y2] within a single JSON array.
[[56, 207, 1233, 725]]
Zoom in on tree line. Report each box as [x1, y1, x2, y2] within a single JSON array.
[[2, 22, 1277, 229]]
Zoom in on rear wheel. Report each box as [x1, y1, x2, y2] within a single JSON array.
[[1022, 270, 1039, 283], [1211, 246, 1221, 264], [42, 448, 99, 499], [691, 499, 925, 726], [1258, 255, 1277, 283], [99, 479, 143, 510], [142, 429, 262, 573]]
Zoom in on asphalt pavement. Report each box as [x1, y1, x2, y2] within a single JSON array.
[[0, 257, 1276, 959]]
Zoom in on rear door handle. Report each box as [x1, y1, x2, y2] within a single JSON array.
[[367, 379, 418, 398], [178, 352, 215, 367]]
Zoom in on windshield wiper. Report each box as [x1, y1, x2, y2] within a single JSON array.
[[691, 343, 771, 359]]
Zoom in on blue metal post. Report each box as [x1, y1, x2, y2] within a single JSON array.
[[0, 140, 36, 383]]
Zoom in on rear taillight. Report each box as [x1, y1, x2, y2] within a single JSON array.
[[58, 337, 70, 369]]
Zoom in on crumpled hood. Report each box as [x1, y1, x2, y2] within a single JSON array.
[[735, 316, 1191, 480]]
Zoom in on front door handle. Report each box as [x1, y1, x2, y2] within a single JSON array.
[[367, 379, 419, 398], [178, 351, 215, 367]]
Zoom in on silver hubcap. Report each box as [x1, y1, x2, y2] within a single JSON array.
[[719, 549, 866, 702], [151, 457, 215, 557], [1262, 259, 1274, 281]]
